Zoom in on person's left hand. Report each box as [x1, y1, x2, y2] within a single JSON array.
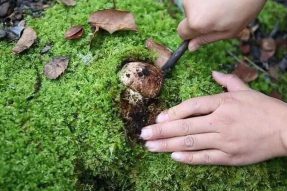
[[140, 71, 287, 166]]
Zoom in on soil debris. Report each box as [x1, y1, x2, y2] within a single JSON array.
[[120, 90, 162, 144]]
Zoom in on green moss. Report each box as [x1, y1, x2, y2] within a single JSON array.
[[1, 0, 287, 190]]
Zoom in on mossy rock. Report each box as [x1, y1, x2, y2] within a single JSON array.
[[1, 0, 287, 190]]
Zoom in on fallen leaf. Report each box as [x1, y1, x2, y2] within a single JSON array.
[[240, 42, 251, 55], [146, 38, 173, 68], [238, 28, 251, 41], [261, 38, 276, 52], [65, 25, 84, 40], [12, 27, 37, 54], [60, 0, 76, 6], [89, 9, 138, 34], [233, 61, 258, 83], [44, 57, 69, 80], [260, 38, 276, 62]]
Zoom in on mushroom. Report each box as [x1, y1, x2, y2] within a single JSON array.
[[119, 62, 164, 98]]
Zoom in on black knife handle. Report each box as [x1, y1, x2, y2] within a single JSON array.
[[162, 40, 190, 73]]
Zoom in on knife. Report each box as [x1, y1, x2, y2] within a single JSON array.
[[162, 40, 190, 74]]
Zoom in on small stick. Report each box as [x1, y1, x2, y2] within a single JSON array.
[[162, 40, 190, 74], [227, 50, 269, 76], [112, 0, 116, 9]]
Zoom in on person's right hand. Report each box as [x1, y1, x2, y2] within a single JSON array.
[[178, 0, 266, 51]]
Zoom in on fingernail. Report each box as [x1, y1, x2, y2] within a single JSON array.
[[145, 141, 160, 152], [140, 128, 152, 140], [171, 152, 184, 161], [188, 43, 200, 52], [156, 112, 169, 123]]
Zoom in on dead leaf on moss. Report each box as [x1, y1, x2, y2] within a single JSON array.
[[260, 38, 276, 62], [44, 57, 69, 79], [146, 38, 173, 68], [60, 0, 76, 6], [12, 27, 37, 54], [238, 28, 251, 41], [65, 25, 84, 40], [233, 61, 258, 83], [89, 9, 138, 34]]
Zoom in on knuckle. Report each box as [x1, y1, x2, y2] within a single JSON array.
[[153, 125, 164, 137], [181, 120, 192, 135], [167, 108, 177, 119], [186, 154, 194, 164], [220, 93, 236, 105], [187, 18, 209, 33], [203, 154, 212, 164], [184, 135, 195, 148], [160, 140, 168, 151], [227, 74, 239, 82]]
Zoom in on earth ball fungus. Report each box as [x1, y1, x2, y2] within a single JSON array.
[[119, 61, 164, 142], [119, 62, 164, 98]]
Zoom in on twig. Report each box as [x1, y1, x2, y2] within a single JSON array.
[[227, 50, 270, 76], [112, 0, 116, 9]]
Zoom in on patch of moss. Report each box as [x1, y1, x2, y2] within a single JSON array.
[[1, 0, 287, 190]]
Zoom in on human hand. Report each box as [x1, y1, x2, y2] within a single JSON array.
[[140, 72, 287, 166], [178, 0, 266, 51]]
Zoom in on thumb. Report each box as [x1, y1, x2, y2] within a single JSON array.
[[212, 71, 250, 92], [188, 32, 230, 52]]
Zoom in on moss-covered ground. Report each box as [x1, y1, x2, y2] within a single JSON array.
[[1, 0, 287, 190]]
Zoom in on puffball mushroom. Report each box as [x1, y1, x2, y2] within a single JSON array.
[[119, 62, 164, 98]]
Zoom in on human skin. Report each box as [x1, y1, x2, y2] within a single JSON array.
[[177, 0, 267, 51], [141, 72, 287, 165], [140, 0, 287, 166]]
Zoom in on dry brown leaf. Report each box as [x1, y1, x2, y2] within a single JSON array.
[[89, 9, 138, 34], [238, 28, 251, 41], [260, 38, 276, 62], [233, 61, 258, 83], [65, 25, 84, 40], [44, 57, 69, 80], [12, 27, 37, 54], [60, 0, 76, 6], [146, 38, 173, 68]]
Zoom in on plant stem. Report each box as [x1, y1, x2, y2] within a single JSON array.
[[227, 50, 270, 76], [112, 0, 116, 9]]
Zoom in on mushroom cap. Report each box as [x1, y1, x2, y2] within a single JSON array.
[[119, 62, 164, 98]]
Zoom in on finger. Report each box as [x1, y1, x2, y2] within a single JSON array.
[[145, 133, 220, 152], [177, 18, 200, 40], [188, 32, 230, 52], [212, 71, 250, 92], [171, 150, 231, 165], [156, 95, 222, 123], [140, 115, 216, 140]]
